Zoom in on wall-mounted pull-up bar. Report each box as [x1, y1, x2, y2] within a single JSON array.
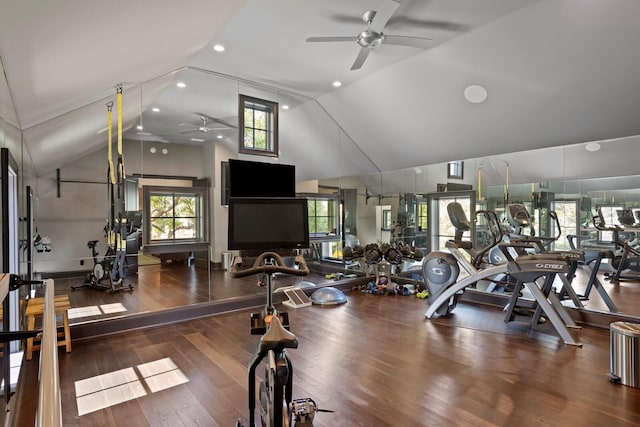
[[56, 168, 108, 198]]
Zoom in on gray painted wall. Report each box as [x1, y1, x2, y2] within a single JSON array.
[[33, 140, 207, 273]]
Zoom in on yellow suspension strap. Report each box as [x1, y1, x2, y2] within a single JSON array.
[[106, 102, 115, 185], [504, 163, 510, 203], [116, 85, 125, 195], [116, 85, 126, 225], [112, 85, 128, 288], [106, 102, 116, 239], [477, 166, 483, 201]]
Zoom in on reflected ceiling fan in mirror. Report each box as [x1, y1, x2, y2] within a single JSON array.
[[179, 112, 235, 134], [306, 0, 434, 70]]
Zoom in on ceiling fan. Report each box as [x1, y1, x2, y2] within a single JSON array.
[[179, 113, 234, 134], [306, 0, 433, 70]]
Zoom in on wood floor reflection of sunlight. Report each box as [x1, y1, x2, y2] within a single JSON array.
[[74, 358, 188, 416]]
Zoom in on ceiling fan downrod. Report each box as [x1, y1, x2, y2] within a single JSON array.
[[357, 10, 384, 48]]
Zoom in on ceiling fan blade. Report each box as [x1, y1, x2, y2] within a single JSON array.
[[330, 13, 469, 32], [370, 0, 400, 32], [383, 35, 433, 48], [193, 112, 236, 128], [179, 130, 198, 134], [389, 16, 470, 32], [306, 36, 355, 43], [351, 47, 371, 71], [329, 13, 364, 25]]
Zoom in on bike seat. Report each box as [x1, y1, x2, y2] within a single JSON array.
[[87, 240, 99, 247], [258, 315, 298, 353]]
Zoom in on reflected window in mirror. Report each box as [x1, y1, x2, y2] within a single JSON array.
[[307, 197, 338, 238], [382, 208, 392, 230], [597, 204, 625, 242], [447, 161, 464, 179], [417, 201, 428, 232], [239, 94, 278, 157], [142, 186, 209, 246], [551, 200, 578, 250], [306, 195, 341, 262]]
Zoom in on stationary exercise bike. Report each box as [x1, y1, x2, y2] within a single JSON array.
[[231, 252, 328, 427], [85, 238, 110, 286], [73, 221, 132, 292]]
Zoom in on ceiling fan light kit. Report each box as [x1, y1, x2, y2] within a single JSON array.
[[357, 30, 385, 48]]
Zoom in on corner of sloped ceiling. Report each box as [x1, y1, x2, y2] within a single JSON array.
[[467, 135, 640, 187], [313, 51, 466, 173], [23, 85, 146, 177], [278, 98, 380, 182], [312, 0, 640, 174], [0, 59, 19, 129]]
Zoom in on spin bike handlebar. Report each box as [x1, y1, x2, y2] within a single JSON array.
[[229, 252, 309, 278]]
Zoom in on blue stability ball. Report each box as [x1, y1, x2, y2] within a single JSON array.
[[297, 281, 316, 289], [311, 286, 348, 306]]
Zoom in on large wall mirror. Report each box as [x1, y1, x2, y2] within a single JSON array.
[[9, 66, 383, 329], [0, 57, 28, 414], [4, 58, 640, 333]]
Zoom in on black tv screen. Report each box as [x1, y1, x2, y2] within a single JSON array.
[[228, 197, 309, 250], [228, 159, 295, 198]]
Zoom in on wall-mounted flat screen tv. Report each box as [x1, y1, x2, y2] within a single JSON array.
[[228, 159, 295, 198], [228, 197, 309, 250]]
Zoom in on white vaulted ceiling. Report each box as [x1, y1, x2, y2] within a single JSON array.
[[2, 0, 640, 180]]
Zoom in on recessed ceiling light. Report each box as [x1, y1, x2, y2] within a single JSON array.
[[282, 105, 290, 110], [136, 125, 143, 130], [152, 107, 160, 112], [150, 147, 157, 154], [332, 81, 342, 87], [464, 85, 488, 104], [190, 137, 205, 142], [216, 134, 224, 139], [176, 82, 186, 88], [585, 142, 601, 152], [162, 148, 169, 155], [213, 44, 225, 52]]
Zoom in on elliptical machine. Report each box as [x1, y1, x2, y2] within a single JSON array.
[[421, 202, 582, 346], [422, 252, 461, 317], [421, 204, 507, 316], [593, 208, 640, 283]]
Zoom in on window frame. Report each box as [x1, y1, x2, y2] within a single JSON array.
[[238, 94, 279, 157], [551, 200, 578, 251], [447, 160, 464, 179], [382, 208, 392, 230], [306, 196, 339, 240], [142, 185, 209, 248], [417, 200, 428, 231]]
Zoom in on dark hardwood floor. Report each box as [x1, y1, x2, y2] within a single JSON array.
[[33, 289, 640, 426], [17, 260, 640, 426], [52, 263, 330, 324], [569, 267, 640, 315], [49, 260, 640, 325]]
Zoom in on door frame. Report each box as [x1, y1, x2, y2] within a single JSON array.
[[426, 190, 476, 252]]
